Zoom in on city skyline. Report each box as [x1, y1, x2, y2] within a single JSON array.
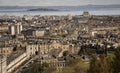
[[0, 0, 120, 6]]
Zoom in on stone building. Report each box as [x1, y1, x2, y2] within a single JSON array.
[[9, 23, 22, 35], [26, 43, 39, 58], [33, 30, 45, 37], [9, 25, 15, 35], [26, 40, 71, 58], [0, 55, 7, 73], [0, 24, 8, 32], [82, 11, 91, 17], [41, 57, 66, 71], [0, 46, 13, 56]]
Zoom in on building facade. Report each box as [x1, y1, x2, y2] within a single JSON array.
[[0, 55, 7, 73], [9, 23, 22, 35]]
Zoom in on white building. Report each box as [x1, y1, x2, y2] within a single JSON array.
[[82, 11, 91, 17], [91, 30, 97, 37], [9, 25, 15, 35], [15, 24, 20, 35], [33, 30, 45, 37], [9, 23, 22, 35]]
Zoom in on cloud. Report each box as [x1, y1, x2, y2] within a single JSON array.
[[0, 0, 120, 6]]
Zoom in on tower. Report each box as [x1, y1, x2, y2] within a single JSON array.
[[9, 23, 22, 35], [9, 25, 15, 35], [15, 23, 22, 35]]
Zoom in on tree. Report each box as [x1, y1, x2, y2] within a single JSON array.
[[106, 55, 113, 73], [78, 48, 86, 55], [88, 54, 101, 73], [63, 51, 69, 57], [52, 67, 75, 73], [60, 67, 75, 73], [68, 58, 82, 66], [22, 62, 49, 73], [13, 46, 17, 51], [52, 58, 89, 73], [88, 54, 113, 73], [74, 60, 89, 73], [113, 46, 120, 73], [99, 54, 111, 73]]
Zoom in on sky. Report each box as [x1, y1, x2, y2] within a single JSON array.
[[0, 0, 120, 6]]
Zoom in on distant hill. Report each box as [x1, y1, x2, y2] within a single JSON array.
[[0, 4, 120, 12], [28, 8, 59, 11]]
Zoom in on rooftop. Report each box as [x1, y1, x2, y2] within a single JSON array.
[[7, 49, 25, 65]]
